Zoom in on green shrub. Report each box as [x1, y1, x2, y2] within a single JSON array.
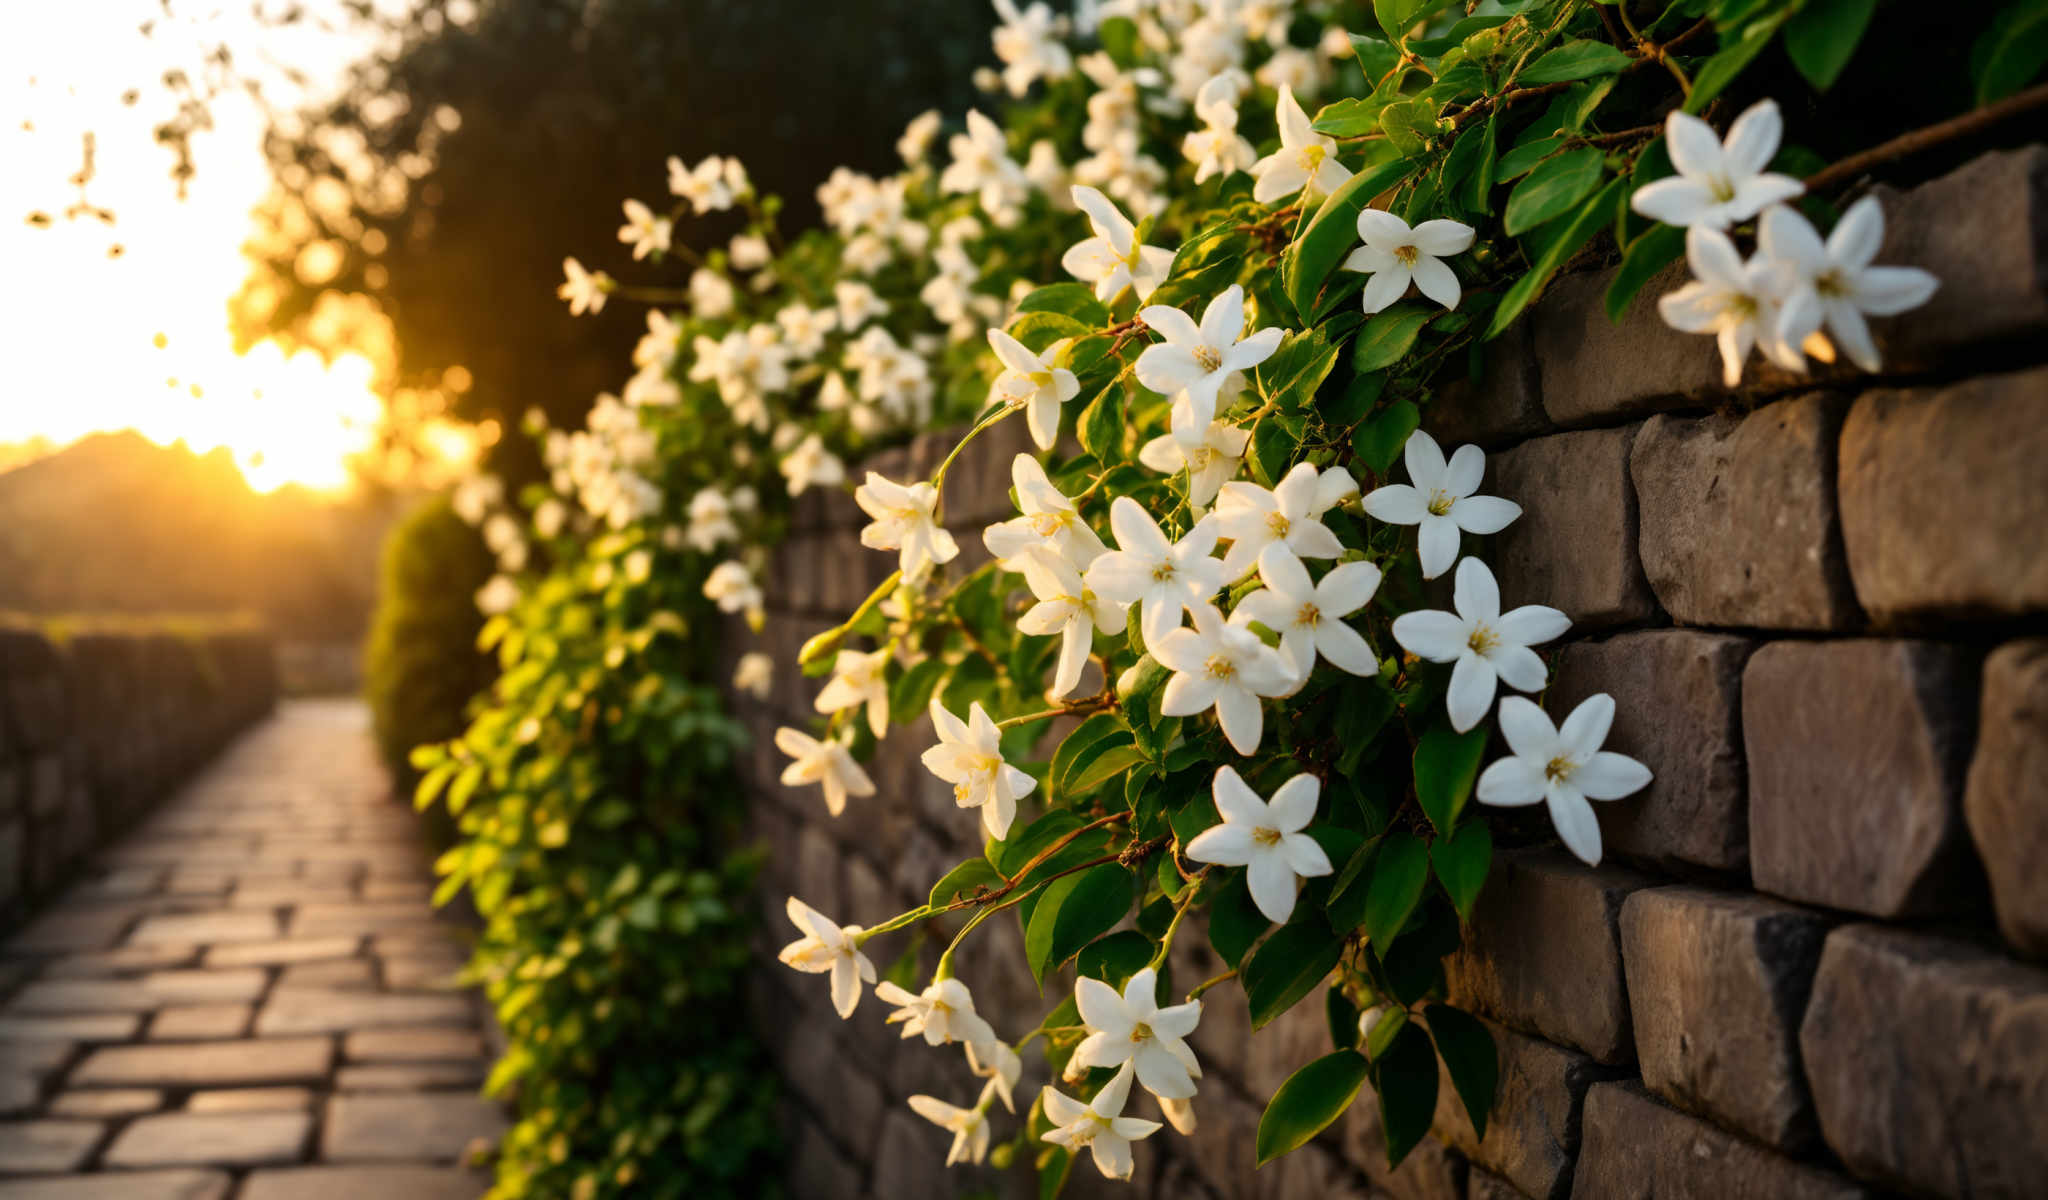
[[364, 497, 495, 788]]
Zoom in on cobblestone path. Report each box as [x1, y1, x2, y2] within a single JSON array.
[[0, 700, 501, 1198]]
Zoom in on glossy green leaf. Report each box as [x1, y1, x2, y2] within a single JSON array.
[[1025, 864, 1133, 985], [1518, 39, 1634, 85], [1327, 985, 1362, 1051], [1257, 327, 1342, 412], [1207, 872, 1269, 968], [1785, 0, 1875, 92], [1430, 820, 1492, 921], [1972, 0, 2048, 103], [1604, 224, 1687, 324], [1374, 1022, 1440, 1168], [889, 657, 948, 727], [1351, 303, 1434, 372], [1352, 399, 1421, 475], [1077, 929, 1155, 988], [1256, 1050, 1370, 1165], [1244, 918, 1348, 1028], [1426, 1004, 1499, 1139], [1046, 713, 1126, 800], [1080, 381, 1125, 461], [1282, 158, 1413, 322], [1361, 832, 1430, 948], [1687, 16, 1789, 114], [1349, 32, 1402, 83], [929, 857, 1004, 908], [1007, 310, 1094, 353], [1364, 1003, 1408, 1060], [1312, 96, 1392, 138], [1414, 722, 1488, 835], [1015, 281, 1111, 327], [1504, 148, 1605, 237]]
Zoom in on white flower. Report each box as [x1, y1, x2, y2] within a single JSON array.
[[922, 699, 1037, 839], [1041, 1062, 1162, 1181], [780, 433, 846, 497], [669, 155, 737, 213], [967, 1039, 1022, 1112], [992, 0, 1074, 96], [899, 108, 943, 164], [776, 897, 876, 1019], [690, 269, 735, 319], [940, 110, 1030, 221], [1629, 99, 1804, 231], [1362, 429, 1522, 579], [774, 726, 875, 817], [702, 561, 763, 619], [835, 280, 890, 331], [855, 473, 960, 583], [684, 488, 738, 553], [617, 199, 672, 260], [1138, 421, 1249, 508], [557, 257, 610, 315], [733, 652, 773, 699], [1251, 85, 1350, 204], [1018, 550, 1126, 700], [1231, 545, 1381, 684], [1478, 694, 1653, 866], [906, 1095, 991, 1166], [1135, 284, 1283, 442], [475, 574, 519, 616], [984, 454, 1106, 571], [1760, 198, 1938, 374], [1184, 766, 1334, 923], [1391, 558, 1569, 733], [1154, 602, 1293, 755], [815, 646, 892, 738], [988, 329, 1081, 450], [451, 473, 502, 525], [1344, 209, 1476, 314], [876, 976, 998, 1048], [1657, 226, 1807, 387], [775, 304, 838, 358], [1083, 497, 1227, 645], [1213, 461, 1347, 579], [1073, 966, 1202, 1099], [1061, 185, 1175, 303]]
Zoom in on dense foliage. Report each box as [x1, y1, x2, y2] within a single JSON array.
[[363, 497, 494, 788], [415, 0, 2040, 1193]]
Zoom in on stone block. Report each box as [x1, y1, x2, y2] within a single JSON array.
[[103, 1110, 311, 1168], [1744, 639, 1982, 916], [1967, 640, 2048, 957], [870, 1106, 986, 1199], [1444, 850, 1645, 1064], [240, 1166, 489, 1200], [1423, 320, 1549, 449], [322, 1092, 507, 1164], [1486, 426, 1655, 630], [785, 1115, 865, 1200], [1574, 1081, 1870, 1200], [1632, 397, 1859, 630], [1870, 146, 2048, 363], [41, 944, 199, 978], [50, 1088, 164, 1117], [0, 1171, 232, 1200], [1181, 1081, 1264, 1198], [930, 417, 1033, 529], [1839, 371, 2048, 625], [149, 1004, 252, 1040], [1548, 630, 1756, 873], [71, 1036, 332, 1088], [1253, 1141, 1376, 1200], [1465, 1168, 1531, 1200], [1620, 886, 1833, 1149], [281, 958, 377, 990], [0, 1118, 105, 1172], [1528, 259, 1728, 426], [781, 1019, 885, 1154], [0, 1012, 142, 1041], [1429, 1019, 1615, 1200], [1800, 924, 2048, 1198], [344, 1027, 484, 1063], [185, 1087, 314, 1113], [253, 987, 472, 1036], [337, 1062, 486, 1090], [127, 910, 281, 945]]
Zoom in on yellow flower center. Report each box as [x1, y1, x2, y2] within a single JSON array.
[[1299, 144, 1326, 172], [1266, 511, 1291, 538], [1130, 1022, 1154, 1043], [1151, 561, 1178, 583], [1252, 826, 1283, 847], [1426, 488, 1454, 516], [1394, 244, 1420, 268], [1545, 755, 1578, 784], [1467, 624, 1498, 654], [1296, 602, 1321, 628], [1194, 345, 1224, 372], [1205, 653, 1237, 680], [954, 780, 974, 803], [1816, 268, 1849, 299], [1030, 510, 1069, 537]]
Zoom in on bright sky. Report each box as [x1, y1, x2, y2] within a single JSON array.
[[1, 1, 405, 491]]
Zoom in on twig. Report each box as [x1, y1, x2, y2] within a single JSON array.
[[1803, 82, 2048, 193]]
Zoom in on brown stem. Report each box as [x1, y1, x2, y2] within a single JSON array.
[[1803, 82, 2048, 193], [1574, 121, 1664, 148]]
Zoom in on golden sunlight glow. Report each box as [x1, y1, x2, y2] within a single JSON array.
[[149, 344, 385, 493]]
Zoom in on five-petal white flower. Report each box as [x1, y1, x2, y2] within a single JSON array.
[[1073, 967, 1203, 1099], [988, 328, 1082, 450], [1363, 429, 1522, 579], [774, 726, 876, 817], [1041, 1062, 1164, 1181], [557, 257, 610, 316], [855, 472, 960, 582], [1084, 497, 1227, 645], [1477, 694, 1653, 866], [1760, 198, 1939, 373], [1018, 551, 1128, 700], [815, 646, 892, 738], [1062, 185, 1175, 303], [1343, 209, 1477, 314], [1154, 602, 1294, 755], [1657, 226, 1807, 387], [1231, 544, 1381, 684], [1135, 285, 1284, 443], [1251, 84, 1351, 204], [1185, 766, 1334, 923], [776, 897, 876, 1019], [1391, 558, 1570, 733], [875, 976, 998, 1048], [1629, 99, 1804, 231], [616, 198, 672, 260], [1213, 461, 1347, 579], [1138, 420, 1249, 508], [922, 699, 1037, 839], [984, 454, 1107, 571], [906, 1094, 992, 1166]]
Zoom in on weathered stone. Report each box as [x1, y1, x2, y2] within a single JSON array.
[[1528, 260, 1728, 426], [280, 958, 376, 990], [1632, 397, 1860, 630], [1253, 1141, 1376, 1200], [1465, 1168, 1531, 1200], [1486, 426, 1656, 629], [1182, 1081, 1265, 1198], [322, 1093, 507, 1163], [1425, 321, 1549, 448], [185, 1086, 313, 1113], [1870, 146, 2048, 363], [1339, 1076, 1465, 1200], [1967, 640, 2048, 957], [0, 1169, 230, 1199], [1430, 1019, 1614, 1199], [239, 1166, 489, 1200], [1744, 639, 1981, 916], [1548, 630, 1756, 872], [336, 1062, 485, 1090], [148, 1004, 252, 1040], [39, 944, 198, 977], [1445, 850, 1645, 1063], [1800, 924, 2048, 1198], [1574, 1081, 1870, 1200], [1245, 992, 1337, 1100], [126, 910, 280, 946], [344, 1027, 483, 1063], [50, 1088, 164, 1117], [779, 1018, 884, 1156], [253, 987, 471, 1035], [379, 957, 461, 991], [10, 906, 138, 952], [70, 1036, 331, 1088], [102, 1110, 311, 1168], [0, 1012, 142, 1042], [0, 1118, 105, 1172], [1838, 373, 2048, 625], [1620, 886, 1833, 1149], [870, 1107, 984, 1199]]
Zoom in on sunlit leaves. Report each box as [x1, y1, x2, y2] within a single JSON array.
[[1256, 1050, 1370, 1165]]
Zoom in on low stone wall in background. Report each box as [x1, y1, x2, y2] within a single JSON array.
[[721, 144, 2048, 1200], [0, 622, 277, 928]]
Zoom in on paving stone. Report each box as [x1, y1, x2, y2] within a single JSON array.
[[1621, 886, 1833, 1149], [1430, 1019, 1616, 1200], [1967, 640, 2048, 958], [238, 1165, 490, 1200], [126, 911, 280, 946], [344, 1027, 483, 1063], [148, 1004, 251, 1041], [380, 957, 463, 990], [1574, 1081, 1870, 1200], [102, 1110, 311, 1168], [336, 1062, 486, 1090], [253, 987, 471, 1036], [1631, 397, 1860, 630], [184, 1087, 314, 1113], [1744, 639, 1982, 917], [70, 1036, 331, 1088], [37, 945, 198, 978], [200, 936, 358, 968], [0, 1013, 142, 1042], [49, 1088, 164, 1117], [321, 1093, 508, 1163], [7, 907, 138, 953], [1548, 630, 1756, 873], [1838, 371, 2048, 625], [0, 1169, 231, 1199], [1800, 924, 2048, 1198], [0, 1118, 106, 1172], [279, 959, 375, 990], [1486, 425, 1656, 630], [1445, 850, 1645, 1064], [141, 969, 267, 1004]]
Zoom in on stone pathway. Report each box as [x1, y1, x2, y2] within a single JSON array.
[[0, 699, 501, 1198]]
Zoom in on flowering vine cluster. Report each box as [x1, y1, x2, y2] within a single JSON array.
[[424, 0, 1964, 1192]]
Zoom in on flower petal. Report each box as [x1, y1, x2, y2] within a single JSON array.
[[1410, 255, 1462, 310], [1199, 285, 1246, 347], [1721, 98, 1783, 179], [1185, 822, 1258, 866], [1268, 773, 1321, 833], [1077, 976, 1132, 1036], [1547, 787, 1604, 865], [1494, 604, 1570, 647], [1663, 109, 1726, 180], [1446, 653, 1498, 733], [1354, 207, 1412, 248], [1418, 514, 1461, 580], [1362, 483, 1427, 525], [1453, 557, 1500, 623], [1575, 751, 1654, 800], [1215, 685, 1265, 755], [1557, 692, 1616, 758], [1489, 644, 1550, 694], [1476, 755, 1547, 807], [1358, 266, 1412, 314], [1449, 494, 1521, 535], [1495, 695, 1559, 761], [1390, 610, 1468, 661]]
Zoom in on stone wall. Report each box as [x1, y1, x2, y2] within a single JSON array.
[[721, 143, 2048, 1199], [0, 623, 278, 927]]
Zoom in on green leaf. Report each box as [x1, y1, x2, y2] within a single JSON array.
[[1364, 1004, 1409, 1060], [1361, 832, 1430, 948], [1282, 158, 1414, 322], [1351, 304, 1434, 372], [1080, 382, 1125, 461], [1324, 371, 1385, 426], [1327, 985, 1362, 1051], [889, 658, 948, 728], [1207, 872, 1268, 968], [1504, 148, 1605, 237], [1025, 864, 1133, 985], [1068, 742, 1148, 796], [1312, 96, 1393, 138], [1076, 929, 1155, 988], [1097, 15, 1139, 66], [1374, 1022, 1440, 1168], [1015, 281, 1112, 327], [1349, 32, 1402, 82], [1784, 0, 1875, 92], [1244, 918, 1348, 1028], [1972, 0, 2048, 104], [993, 809, 1088, 878], [1255, 1050, 1371, 1166], [1325, 835, 1385, 933], [1047, 713, 1126, 799], [929, 857, 1004, 908], [1257, 328, 1342, 412], [1352, 399, 1421, 475], [1425, 1004, 1499, 1140], [1413, 723, 1488, 835], [1687, 15, 1789, 114], [1378, 98, 1441, 157], [1250, 417, 1301, 487], [1462, 114, 1499, 212], [1488, 178, 1625, 337], [1603, 224, 1687, 323], [1374, 0, 1460, 43], [1007, 310, 1094, 354], [1518, 38, 1635, 85], [1430, 820, 1492, 922]]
